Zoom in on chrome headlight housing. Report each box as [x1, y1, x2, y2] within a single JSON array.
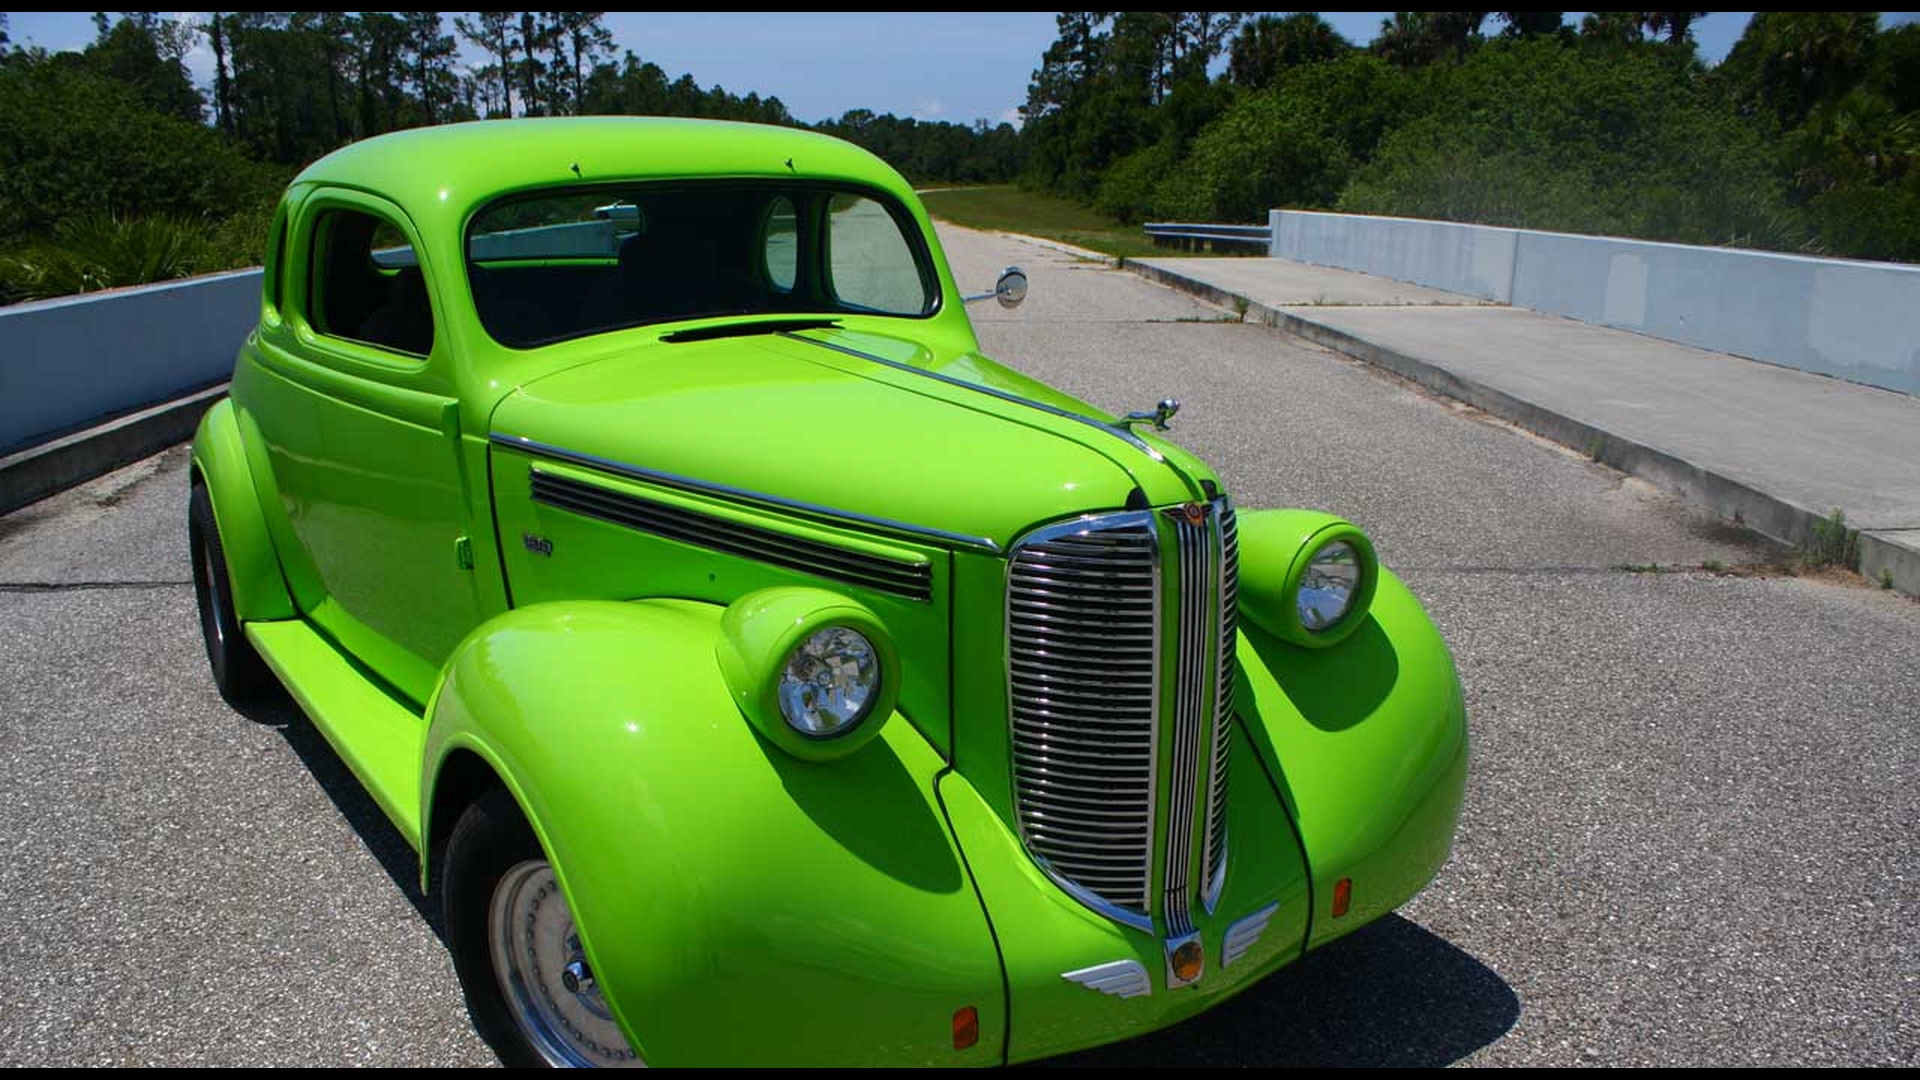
[[716, 587, 900, 761], [1233, 511, 1380, 648]]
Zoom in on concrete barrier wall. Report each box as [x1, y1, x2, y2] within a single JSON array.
[[1270, 209, 1518, 302], [1, 270, 262, 453], [1270, 210, 1920, 396]]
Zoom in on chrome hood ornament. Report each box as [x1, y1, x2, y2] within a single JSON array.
[[1123, 398, 1180, 432]]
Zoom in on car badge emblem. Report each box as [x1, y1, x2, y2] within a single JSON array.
[[1168, 502, 1208, 527], [522, 532, 554, 557]]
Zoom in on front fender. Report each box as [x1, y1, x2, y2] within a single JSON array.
[[189, 397, 295, 621], [421, 599, 1005, 1066], [1237, 566, 1469, 948]]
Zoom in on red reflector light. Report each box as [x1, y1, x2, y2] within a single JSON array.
[[1332, 877, 1352, 918], [953, 1005, 979, 1050]]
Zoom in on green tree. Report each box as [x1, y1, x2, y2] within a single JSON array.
[[84, 13, 204, 123], [1228, 13, 1352, 89], [1719, 11, 1879, 130], [456, 12, 518, 117], [1373, 12, 1489, 67], [402, 12, 459, 124]]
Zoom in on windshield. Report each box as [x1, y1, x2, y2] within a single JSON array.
[[466, 182, 937, 348]]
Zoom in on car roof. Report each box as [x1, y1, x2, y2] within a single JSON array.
[[291, 117, 912, 219]]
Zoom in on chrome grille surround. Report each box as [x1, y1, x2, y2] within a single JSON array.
[[1006, 500, 1238, 938], [1006, 511, 1160, 932]]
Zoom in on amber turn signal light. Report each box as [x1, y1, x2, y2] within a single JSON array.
[[1332, 877, 1352, 918], [1170, 939, 1205, 984], [953, 1005, 979, 1050]]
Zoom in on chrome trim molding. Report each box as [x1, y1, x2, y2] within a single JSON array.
[[780, 332, 1167, 463], [491, 433, 1001, 553], [1061, 959, 1152, 1000], [1152, 503, 1213, 933], [1222, 902, 1279, 968], [530, 467, 933, 602], [1006, 510, 1161, 929], [1202, 500, 1238, 914]]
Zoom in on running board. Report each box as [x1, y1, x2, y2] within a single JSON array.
[[247, 619, 426, 850]]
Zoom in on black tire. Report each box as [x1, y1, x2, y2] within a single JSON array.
[[444, 787, 554, 1068], [439, 780, 641, 1068], [188, 482, 279, 704]]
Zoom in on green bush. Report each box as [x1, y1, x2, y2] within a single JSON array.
[[1338, 39, 1804, 249], [0, 53, 280, 238], [0, 214, 213, 301], [1145, 55, 1412, 223], [1094, 142, 1178, 222]]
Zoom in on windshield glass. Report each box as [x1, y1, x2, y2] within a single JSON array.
[[466, 182, 937, 347]]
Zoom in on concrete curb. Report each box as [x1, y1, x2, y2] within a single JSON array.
[[0, 384, 228, 516], [1128, 260, 1920, 598], [1126, 260, 1250, 312], [990, 231, 1122, 268]]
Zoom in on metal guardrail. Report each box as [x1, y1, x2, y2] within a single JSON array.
[[1143, 222, 1273, 253]]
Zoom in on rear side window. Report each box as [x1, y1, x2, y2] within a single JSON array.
[[826, 193, 928, 315], [308, 208, 434, 357], [764, 196, 798, 293]]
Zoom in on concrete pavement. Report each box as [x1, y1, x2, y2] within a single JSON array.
[[1134, 255, 1920, 596]]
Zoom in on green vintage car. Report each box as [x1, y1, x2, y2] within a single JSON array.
[[186, 117, 1467, 1067]]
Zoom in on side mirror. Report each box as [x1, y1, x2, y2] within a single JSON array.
[[964, 266, 1029, 309]]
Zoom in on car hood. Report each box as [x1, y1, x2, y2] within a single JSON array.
[[489, 326, 1211, 550]]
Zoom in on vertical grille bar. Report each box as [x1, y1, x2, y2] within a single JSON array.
[[1202, 503, 1238, 911], [1164, 510, 1218, 937], [1007, 512, 1160, 930]]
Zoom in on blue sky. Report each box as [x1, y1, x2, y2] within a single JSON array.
[[6, 12, 1918, 127]]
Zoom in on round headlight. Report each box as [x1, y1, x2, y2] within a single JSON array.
[[1298, 541, 1361, 631], [777, 626, 881, 738]]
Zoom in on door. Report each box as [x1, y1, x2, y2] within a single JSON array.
[[247, 187, 481, 705]]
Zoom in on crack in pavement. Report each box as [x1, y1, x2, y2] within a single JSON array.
[[0, 581, 192, 593]]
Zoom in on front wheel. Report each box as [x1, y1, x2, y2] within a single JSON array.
[[443, 788, 644, 1068]]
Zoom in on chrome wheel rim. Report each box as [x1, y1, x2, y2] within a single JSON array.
[[488, 860, 644, 1067]]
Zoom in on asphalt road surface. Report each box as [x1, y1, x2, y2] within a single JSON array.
[[2, 224, 1914, 1066]]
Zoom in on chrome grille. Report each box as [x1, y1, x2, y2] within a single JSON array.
[[1007, 512, 1159, 929], [1006, 501, 1238, 937], [530, 467, 932, 601]]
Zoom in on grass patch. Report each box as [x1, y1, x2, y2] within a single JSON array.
[[1797, 508, 1857, 571], [918, 185, 1165, 260]]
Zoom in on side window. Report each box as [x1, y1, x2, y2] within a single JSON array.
[[826, 194, 930, 315], [308, 207, 434, 357], [763, 195, 798, 293]]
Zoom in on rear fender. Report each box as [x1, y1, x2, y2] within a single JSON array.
[[189, 397, 295, 622]]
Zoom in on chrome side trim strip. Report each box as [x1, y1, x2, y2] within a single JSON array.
[[1061, 959, 1152, 999], [530, 468, 933, 602], [1222, 902, 1278, 968], [491, 433, 1001, 553], [780, 332, 1167, 463]]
